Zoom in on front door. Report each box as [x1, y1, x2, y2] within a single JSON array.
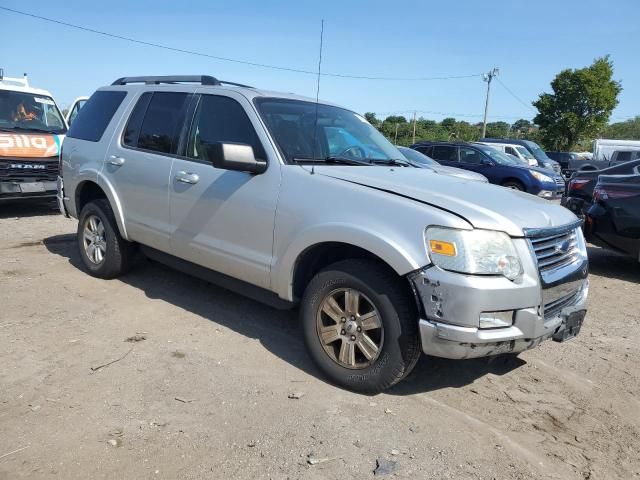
[[168, 91, 281, 289], [104, 90, 191, 252]]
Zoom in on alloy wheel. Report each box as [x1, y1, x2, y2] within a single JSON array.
[[82, 214, 107, 265]]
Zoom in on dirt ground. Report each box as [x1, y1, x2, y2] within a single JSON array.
[[1, 200, 639, 480]]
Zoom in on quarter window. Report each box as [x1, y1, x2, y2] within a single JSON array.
[[186, 95, 265, 161], [129, 92, 189, 154], [67, 91, 126, 142]]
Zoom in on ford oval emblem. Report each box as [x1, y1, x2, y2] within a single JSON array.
[[556, 240, 571, 254]]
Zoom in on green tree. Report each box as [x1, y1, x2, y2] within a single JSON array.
[[485, 121, 511, 138], [603, 116, 640, 140], [533, 56, 622, 150], [511, 119, 532, 135], [364, 112, 379, 126], [440, 117, 456, 130]]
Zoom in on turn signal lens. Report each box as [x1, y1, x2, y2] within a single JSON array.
[[429, 240, 457, 257]]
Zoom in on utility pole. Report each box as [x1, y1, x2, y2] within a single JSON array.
[[481, 67, 499, 138], [394, 123, 399, 144], [412, 111, 417, 145]]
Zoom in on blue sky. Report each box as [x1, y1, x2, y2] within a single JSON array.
[[2, 0, 639, 123]]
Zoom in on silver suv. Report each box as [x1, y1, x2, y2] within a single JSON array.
[[58, 75, 589, 393]]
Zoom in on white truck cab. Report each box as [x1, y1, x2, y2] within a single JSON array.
[[0, 70, 84, 200], [476, 141, 538, 167]]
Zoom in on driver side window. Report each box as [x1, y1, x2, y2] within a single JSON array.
[[187, 95, 265, 162], [459, 147, 483, 165]]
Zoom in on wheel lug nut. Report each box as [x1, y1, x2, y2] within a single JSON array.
[[357, 326, 362, 332], [351, 316, 355, 321], [350, 335, 356, 341], [341, 317, 346, 323], [341, 329, 346, 335]]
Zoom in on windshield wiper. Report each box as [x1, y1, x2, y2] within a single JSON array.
[[292, 156, 372, 166], [10, 126, 60, 134], [370, 158, 413, 167]]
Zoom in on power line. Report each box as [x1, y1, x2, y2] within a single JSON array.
[[0, 6, 483, 82], [372, 109, 529, 120], [496, 78, 536, 112]]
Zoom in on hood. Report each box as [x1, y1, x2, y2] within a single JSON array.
[[0, 133, 63, 158], [431, 165, 488, 183], [312, 166, 578, 237]]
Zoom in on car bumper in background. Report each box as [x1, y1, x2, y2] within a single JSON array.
[[0, 180, 57, 199]]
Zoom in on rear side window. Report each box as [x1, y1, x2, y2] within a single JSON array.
[[431, 145, 457, 162], [186, 94, 265, 161], [67, 90, 126, 142], [125, 92, 189, 155], [415, 145, 433, 156]]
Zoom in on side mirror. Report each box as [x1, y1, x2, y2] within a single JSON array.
[[481, 158, 494, 166], [209, 143, 267, 174]]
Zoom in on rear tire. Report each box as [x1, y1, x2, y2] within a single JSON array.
[[502, 180, 525, 191], [300, 259, 421, 394], [77, 199, 134, 279]]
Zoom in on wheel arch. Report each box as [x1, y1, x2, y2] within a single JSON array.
[[75, 176, 129, 240], [275, 225, 425, 302]]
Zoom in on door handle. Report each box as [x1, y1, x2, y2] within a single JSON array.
[[175, 171, 199, 184], [108, 155, 126, 166]]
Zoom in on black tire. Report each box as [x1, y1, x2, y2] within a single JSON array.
[[502, 180, 525, 191], [300, 259, 421, 394], [77, 199, 134, 279]]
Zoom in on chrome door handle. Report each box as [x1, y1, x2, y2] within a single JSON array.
[[175, 171, 199, 184], [108, 155, 125, 166]]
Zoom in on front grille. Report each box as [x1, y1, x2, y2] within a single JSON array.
[[0, 158, 59, 182], [544, 288, 581, 319], [554, 177, 565, 188], [529, 228, 580, 274]]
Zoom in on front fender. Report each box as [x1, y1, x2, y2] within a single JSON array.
[[273, 223, 428, 301]]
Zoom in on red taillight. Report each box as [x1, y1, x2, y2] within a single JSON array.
[[568, 178, 590, 191], [593, 185, 638, 201]]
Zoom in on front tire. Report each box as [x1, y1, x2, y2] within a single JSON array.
[[77, 199, 134, 279], [300, 259, 421, 393], [502, 180, 525, 191]]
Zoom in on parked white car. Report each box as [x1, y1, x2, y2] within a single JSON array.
[[476, 141, 537, 166]]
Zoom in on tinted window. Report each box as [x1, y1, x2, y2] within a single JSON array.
[[123, 92, 152, 147], [67, 99, 86, 126], [431, 145, 457, 162], [615, 151, 632, 162], [415, 145, 433, 156], [136, 92, 189, 154], [459, 147, 483, 165], [505, 146, 516, 155], [67, 91, 126, 142], [187, 95, 265, 161]]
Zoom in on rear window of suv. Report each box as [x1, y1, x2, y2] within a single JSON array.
[[67, 90, 127, 142]]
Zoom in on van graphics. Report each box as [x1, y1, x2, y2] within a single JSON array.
[[0, 134, 62, 158]]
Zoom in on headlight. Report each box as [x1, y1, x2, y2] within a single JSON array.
[[531, 171, 553, 183], [425, 227, 523, 280]]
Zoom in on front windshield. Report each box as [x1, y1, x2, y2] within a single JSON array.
[[0, 90, 66, 134], [255, 98, 403, 164], [516, 146, 534, 159], [397, 146, 437, 166], [523, 140, 550, 161], [476, 145, 522, 166]]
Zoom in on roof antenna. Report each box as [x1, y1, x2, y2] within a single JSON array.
[[310, 19, 324, 172]]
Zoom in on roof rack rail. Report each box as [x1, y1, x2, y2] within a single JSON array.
[[218, 80, 254, 89], [111, 75, 221, 86]]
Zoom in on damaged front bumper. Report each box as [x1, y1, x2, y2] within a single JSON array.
[[408, 241, 589, 359]]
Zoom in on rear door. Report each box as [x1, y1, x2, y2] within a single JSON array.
[[104, 89, 192, 252], [168, 90, 281, 289]]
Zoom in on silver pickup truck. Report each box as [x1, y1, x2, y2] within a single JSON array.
[[58, 75, 589, 393]]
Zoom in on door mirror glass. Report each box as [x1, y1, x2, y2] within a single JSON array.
[[209, 142, 267, 174], [481, 158, 494, 166]]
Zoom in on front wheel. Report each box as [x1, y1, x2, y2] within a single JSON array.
[[77, 199, 135, 279], [300, 259, 421, 393], [502, 180, 525, 191]]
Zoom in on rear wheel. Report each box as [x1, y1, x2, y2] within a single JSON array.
[[300, 259, 421, 393], [77, 199, 134, 279], [502, 180, 525, 191]]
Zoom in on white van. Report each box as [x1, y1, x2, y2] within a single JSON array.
[[475, 141, 537, 166], [593, 139, 640, 162]]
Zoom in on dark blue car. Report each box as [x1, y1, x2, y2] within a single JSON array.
[[411, 141, 565, 199]]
